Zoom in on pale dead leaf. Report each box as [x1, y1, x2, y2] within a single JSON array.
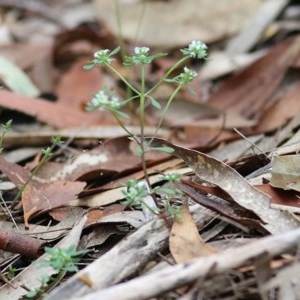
[[0, 56, 39, 96], [94, 0, 262, 47], [270, 155, 300, 192], [147, 138, 300, 234], [170, 202, 218, 264]]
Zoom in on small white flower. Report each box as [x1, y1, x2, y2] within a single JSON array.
[[189, 40, 207, 51], [87, 90, 121, 111], [91, 90, 109, 107], [181, 40, 208, 59], [183, 66, 197, 79], [134, 47, 150, 55], [94, 49, 110, 58], [92, 49, 115, 65]]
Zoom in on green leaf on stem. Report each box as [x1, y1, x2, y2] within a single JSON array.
[[150, 97, 162, 109]]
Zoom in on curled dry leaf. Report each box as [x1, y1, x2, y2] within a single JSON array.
[[270, 155, 300, 192], [256, 184, 300, 213], [146, 138, 300, 234], [169, 202, 218, 264], [178, 180, 265, 232]]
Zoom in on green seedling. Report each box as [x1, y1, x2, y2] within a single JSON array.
[[84, 40, 208, 220], [25, 245, 88, 299], [10, 136, 64, 209], [0, 119, 12, 154]]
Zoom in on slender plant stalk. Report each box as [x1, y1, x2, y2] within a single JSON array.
[[107, 64, 140, 95], [114, 0, 126, 59], [84, 40, 208, 219], [10, 142, 59, 209], [138, 64, 153, 191], [146, 56, 189, 95], [150, 83, 183, 143]]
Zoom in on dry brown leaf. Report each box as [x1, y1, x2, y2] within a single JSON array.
[[0, 155, 30, 188], [170, 202, 218, 264], [22, 180, 86, 227], [81, 225, 123, 249], [199, 51, 266, 81], [49, 205, 126, 226], [147, 138, 300, 234], [256, 184, 300, 213], [208, 36, 300, 120], [56, 57, 103, 108], [254, 81, 300, 133], [179, 181, 265, 232], [0, 90, 109, 128], [43, 137, 142, 182]]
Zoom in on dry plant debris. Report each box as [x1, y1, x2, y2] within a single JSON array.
[[1, 1, 300, 299]]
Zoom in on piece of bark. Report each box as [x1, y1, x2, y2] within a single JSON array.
[[0, 231, 44, 258], [45, 205, 215, 300], [70, 227, 300, 300]]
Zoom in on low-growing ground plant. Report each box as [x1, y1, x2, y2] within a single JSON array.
[[24, 245, 88, 299], [84, 40, 208, 220], [10, 136, 64, 210]]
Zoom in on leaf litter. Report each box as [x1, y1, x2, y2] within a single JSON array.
[[2, 1, 300, 299]]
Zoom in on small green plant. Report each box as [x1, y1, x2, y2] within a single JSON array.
[[7, 265, 17, 280], [121, 173, 184, 220], [41, 245, 87, 272], [25, 245, 88, 299], [0, 119, 12, 154], [24, 275, 51, 299], [10, 136, 64, 208], [84, 40, 208, 219]]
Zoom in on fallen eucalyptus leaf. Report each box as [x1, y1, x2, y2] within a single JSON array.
[[270, 155, 300, 192], [0, 56, 39, 96], [170, 202, 218, 263], [146, 138, 300, 234]]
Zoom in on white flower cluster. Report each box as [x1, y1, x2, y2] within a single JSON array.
[[88, 90, 121, 111], [181, 40, 208, 59]]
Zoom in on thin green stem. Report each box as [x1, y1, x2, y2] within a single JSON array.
[[150, 83, 183, 143], [138, 65, 153, 190], [111, 112, 139, 143], [140, 199, 159, 216], [46, 269, 67, 293], [139, 64, 146, 140], [114, 0, 126, 59], [133, 0, 147, 44], [10, 143, 56, 209], [106, 64, 140, 95], [146, 56, 189, 95], [0, 132, 6, 149]]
